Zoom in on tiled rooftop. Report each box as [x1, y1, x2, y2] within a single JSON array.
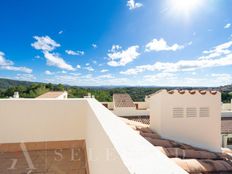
[[123, 116, 150, 125], [113, 93, 135, 108], [36, 91, 66, 98], [123, 118, 232, 174]]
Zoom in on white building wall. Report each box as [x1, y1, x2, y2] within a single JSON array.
[[101, 102, 149, 116], [134, 102, 149, 110], [150, 90, 221, 152], [101, 102, 114, 110], [0, 99, 86, 143], [0, 98, 187, 174], [222, 103, 232, 111], [222, 111, 232, 117], [57, 91, 68, 99], [86, 99, 187, 174]]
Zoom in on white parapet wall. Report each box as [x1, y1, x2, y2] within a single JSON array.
[[0, 99, 86, 143], [86, 99, 187, 174], [222, 103, 232, 111], [101, 102, 114, 110], [101, 102, 150, 116], [112, 107, 149, 116], [134, 102, 149, 110], [0, 98, 187, 174], [150, 90, 221, 152], [222, 111, 232, 117], [221, 100, 232, 117]]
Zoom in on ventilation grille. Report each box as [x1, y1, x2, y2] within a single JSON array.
[[186, 108, 197, 117], [199, 107, 209, 117], [173, 108, 184, 118]]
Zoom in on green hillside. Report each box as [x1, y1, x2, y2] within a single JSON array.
[[0, 78, 231, 102], [0, 78, 36, 90]]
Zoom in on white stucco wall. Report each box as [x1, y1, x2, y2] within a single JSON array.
[[222, 103, 232, 111], [0, 98, 187, 174], [101, 102, 149, 116], [134, 102, 149, 110], [57, 91, 68, 99], [101, 102, 114, 110], [150, 90, 221, 152], [86, 99, 187, 174], [222, 111, 232, 117], [0, 99, 86, 143]]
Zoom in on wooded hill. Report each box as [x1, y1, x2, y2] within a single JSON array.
[[0, 78, 231, 102]]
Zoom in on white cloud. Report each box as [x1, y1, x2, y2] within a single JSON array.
[[65, 50, 84, 56], [15, 74, 36, 81], [43, 51, 75, 71], [200, 41, 232, 60], [31, 36, 60, 52], [32, 36, 75, 71], [127, 0, 143, 10], [107, 45, 140, 66], [224, 23, 231, 29], [0, 52, 13, 66], [121, 40, 232, 75], [188, 41, 193, 46], [45, 73, 129, 86], [76, 64, 81, 69], [97, 74, 113, 79], [145, 38, 184, 52], [1, 66, 32, 73], [35, 55, 41, 59], [100, 69, 109, 73], [85, 66, 94, 72], [58, 30, 63, 35], [0, 52, 32, 73], [140, 73, 232, 87], [45, 70, 54, 75], [211, 73, 232, 84], [92, 44, 97, 48], [86, 63, 90, 66], [143, 73, 177, 83]]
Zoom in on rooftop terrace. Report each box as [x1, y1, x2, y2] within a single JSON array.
[[0, 98, 186, 174], [0, 141, 88, 174]]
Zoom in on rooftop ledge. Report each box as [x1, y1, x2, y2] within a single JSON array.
[[0, 98, 187, 174]]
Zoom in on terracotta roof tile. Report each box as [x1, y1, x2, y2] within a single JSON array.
[[113, 94, 135, 108], [123, 118, 232, 174], [36, 91, 66, 98]]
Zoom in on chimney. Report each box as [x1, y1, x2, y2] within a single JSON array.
[[13, 92, 19, 98]]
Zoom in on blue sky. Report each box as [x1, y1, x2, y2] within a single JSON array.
[[0, 0, 232, 86]]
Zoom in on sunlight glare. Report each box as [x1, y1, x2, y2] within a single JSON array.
[[168, 0, 203, 17]]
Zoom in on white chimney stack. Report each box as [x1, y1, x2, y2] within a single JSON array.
[[13, 92, 19, 99]]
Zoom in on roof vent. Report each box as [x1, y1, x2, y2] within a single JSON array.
[[199, 107, 209, 117], [173, 107, 184, 118]]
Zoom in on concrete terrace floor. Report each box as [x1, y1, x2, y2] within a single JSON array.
[[0, 147, 88, 174]]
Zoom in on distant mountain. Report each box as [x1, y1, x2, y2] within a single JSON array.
[[0, 78, 38, 90], [0, 78, 231, 92], [217, 84, 232, 92]]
